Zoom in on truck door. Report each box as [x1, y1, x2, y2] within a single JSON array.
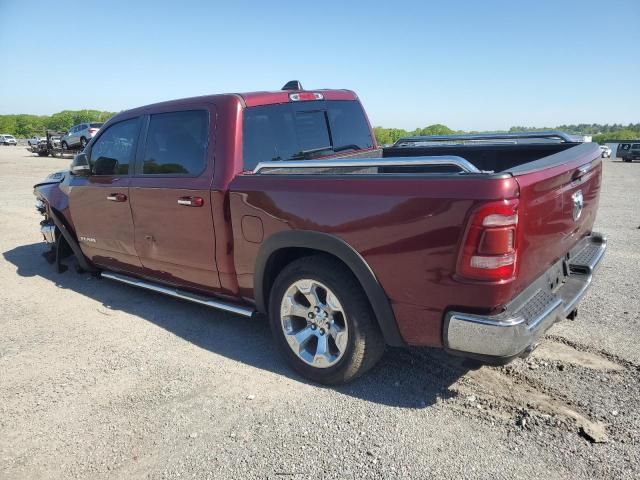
[[68, 116, 143, 270], [129, 107, 221, 292]]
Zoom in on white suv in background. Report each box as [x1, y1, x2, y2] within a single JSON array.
[[0, 134, 17, 146], [599, 145, 612, 158], [61, 123, 103, 150]]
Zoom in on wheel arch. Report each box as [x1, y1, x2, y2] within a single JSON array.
[[254, 230, 405, 347]]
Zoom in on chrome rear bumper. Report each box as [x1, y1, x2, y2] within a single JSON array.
[[444, 233, 606, 360]]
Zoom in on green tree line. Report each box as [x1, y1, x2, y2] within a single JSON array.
[[0, 110, 116, 137], [374, 123, 640, 145]]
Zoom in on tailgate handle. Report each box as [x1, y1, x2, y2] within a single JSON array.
[[573, 163, 592, 180]]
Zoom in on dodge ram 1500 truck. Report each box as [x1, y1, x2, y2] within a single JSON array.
[[33, 82, 606, 384]]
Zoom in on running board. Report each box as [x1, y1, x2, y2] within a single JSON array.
[[100, 271, 255, 317]]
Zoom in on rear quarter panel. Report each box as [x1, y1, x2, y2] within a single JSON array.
[[229, 174, 519, 346]]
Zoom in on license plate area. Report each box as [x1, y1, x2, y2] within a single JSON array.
[[545, 259, 568, 293]]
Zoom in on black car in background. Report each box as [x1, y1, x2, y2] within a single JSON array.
[[621, 143, 640, 162]]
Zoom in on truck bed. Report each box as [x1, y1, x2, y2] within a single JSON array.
[[383, 142, 578, 173], [383, 131, 592, 173], [233, 136, 602, 346]]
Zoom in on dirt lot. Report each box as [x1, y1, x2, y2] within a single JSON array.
[[0, 146, 638, 479]]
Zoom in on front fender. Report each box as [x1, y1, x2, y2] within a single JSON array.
[[34, 172, 72, 231]]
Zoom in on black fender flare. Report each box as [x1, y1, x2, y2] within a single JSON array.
[[254, 230, 405, 347], [48, 208, 96, 273]]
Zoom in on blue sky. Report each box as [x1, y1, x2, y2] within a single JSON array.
[[1, 0, 638, 130]]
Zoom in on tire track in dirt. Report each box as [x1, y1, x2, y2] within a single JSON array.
[[443, 339, 633, 443]]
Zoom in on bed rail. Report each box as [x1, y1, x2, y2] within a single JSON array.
[[393, 131, 581, 147], [252, 156, 482, 175]]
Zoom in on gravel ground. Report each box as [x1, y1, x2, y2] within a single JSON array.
[[0, 147, 638, 479]]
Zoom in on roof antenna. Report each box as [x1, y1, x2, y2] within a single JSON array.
[[282, 80, 303, 91]]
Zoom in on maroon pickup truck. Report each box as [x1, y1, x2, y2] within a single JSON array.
[[33, 82, 606, 384]]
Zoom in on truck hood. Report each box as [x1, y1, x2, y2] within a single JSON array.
[[34, 170, 67, 188]]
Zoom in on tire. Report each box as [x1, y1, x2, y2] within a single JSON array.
[[37, 151, 48, 157], [268, 255, 385, 384], [61, 141, 68, 150], [80, 137, 87, 148]]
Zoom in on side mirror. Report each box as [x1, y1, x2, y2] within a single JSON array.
[[71, 153, 91, 176]]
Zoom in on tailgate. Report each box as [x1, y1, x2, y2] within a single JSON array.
[[512, 143, 602, 293]]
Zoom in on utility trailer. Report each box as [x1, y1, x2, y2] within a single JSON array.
[[30, 130, 69, 157]]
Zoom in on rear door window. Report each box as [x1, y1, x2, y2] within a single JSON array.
[[140, 110, 208, 175], [242, 100, 374, 170]]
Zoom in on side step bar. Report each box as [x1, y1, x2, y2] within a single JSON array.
[[100, 271, 255, 318]]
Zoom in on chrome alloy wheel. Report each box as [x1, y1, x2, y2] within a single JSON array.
[[280, 279, 349, 368]]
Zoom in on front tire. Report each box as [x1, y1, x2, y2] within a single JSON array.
[[269, 255, 385, 384]]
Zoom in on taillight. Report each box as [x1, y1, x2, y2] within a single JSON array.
[[457, 198, 519, 282], [88, 128, 97, 135]]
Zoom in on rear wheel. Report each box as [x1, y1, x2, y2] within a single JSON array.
[[61, 141, 69, 150], [269, 255, 385, 384], [80, 137, 87, 148]]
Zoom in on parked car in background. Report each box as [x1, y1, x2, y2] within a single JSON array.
[[599, 145, 611, 158], [616, 143, 631, 158], [33, 83, 606, 384], [61, 123, 103, 150], [0, 134, 18, 146], [623, 143, 640, 162]]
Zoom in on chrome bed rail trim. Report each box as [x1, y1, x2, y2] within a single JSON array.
[[253, 156, 481, 174], [393, 131, 579, 146]]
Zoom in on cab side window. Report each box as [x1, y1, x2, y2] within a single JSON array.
[[89, 118, 140, 175], [141, 110, 208, 175]]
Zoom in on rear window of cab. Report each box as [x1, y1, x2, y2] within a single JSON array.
[[242, 100, 374, 171]]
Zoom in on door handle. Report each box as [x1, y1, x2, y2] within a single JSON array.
[[572, 163, 592, 180], [107, 193, 127, 202], [177, 196, 204, 207]]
